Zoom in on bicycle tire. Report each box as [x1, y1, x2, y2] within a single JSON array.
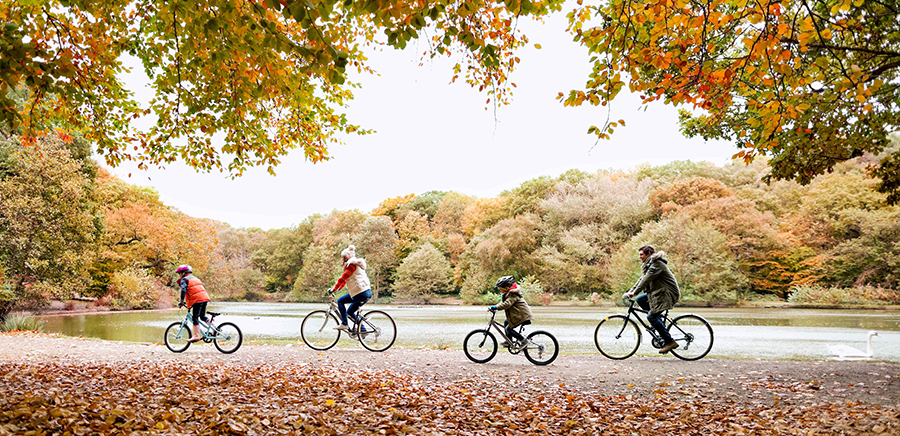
[[357, 310, 396, 352], [668, 314, 714, 361], [213, 322, 243, 354], [463, 329, 497, 364], [523, 330, 559, 366], [594, 315, 641, 360], [164, 322, 191, 353], [301, 310, 341, 351]]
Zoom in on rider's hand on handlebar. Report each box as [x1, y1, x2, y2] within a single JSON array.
[[623, 291, 634, 300], [488, 305, 497, 312], [178, 301, 186, 308]]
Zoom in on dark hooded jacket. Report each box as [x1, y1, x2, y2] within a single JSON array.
[[629, 251, 681, 313]]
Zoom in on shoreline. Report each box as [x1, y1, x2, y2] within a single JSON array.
[[26, 299, 900, 318]]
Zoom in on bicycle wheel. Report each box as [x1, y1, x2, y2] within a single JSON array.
[[523, 330, 559, 366], [301, 310, 341, 351], [594, 315, 641, 359], [357, 310, 397, 352], [164, 322, 191, 353], [213, 322, 243, 354], [668, 314, 714, 361], [463, 329, 497, 364]]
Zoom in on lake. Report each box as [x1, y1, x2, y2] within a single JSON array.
[[39, 302, 900, 361]]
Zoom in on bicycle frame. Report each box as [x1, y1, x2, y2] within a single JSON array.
[[320, 291, 366, 335], [483, 310, 525, 350], [619, 298, 688, 345], [174, 311, 228, 341]]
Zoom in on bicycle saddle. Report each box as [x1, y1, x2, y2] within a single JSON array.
[[208, 312, 221, 317]]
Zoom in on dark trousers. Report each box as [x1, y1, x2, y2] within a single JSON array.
[[504, 320, 525, 343], [337, 289, 372, 326], [635, 294, 673, 344], [190, 301, 208, 326]]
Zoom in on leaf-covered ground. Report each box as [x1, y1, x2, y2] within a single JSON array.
[[1, 333, 899, 435]]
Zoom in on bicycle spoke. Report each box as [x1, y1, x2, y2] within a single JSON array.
[[594, 315, 641, 360], [164, 322, 190, 353], [524, 331, 558, 366], [463, 330, 497, 364], [358, 310, 396, 352], [301, 310, 340, 351], [669, 314, 714, 361], [214, 322, 243, 354]]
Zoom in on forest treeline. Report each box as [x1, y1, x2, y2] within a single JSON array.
[[1, 133, 899, 317]]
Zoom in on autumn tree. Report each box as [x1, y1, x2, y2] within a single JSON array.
[[432, 191, 475, 233], [4, 0, 564, 175], [610, 216, 749, 303], [461, 197, 507, 238], [648, 177, 734, 214], [500, 176, 556, 218], [0, 134, 100, 318], [353, 216, 398, 298], [460, 215, 539, 300], [372, 194, 416, 225], [400, 191, 448, 221], [293, 245, 341, 301], [568, 0, 900, 203], [393, 242, 452, 303]]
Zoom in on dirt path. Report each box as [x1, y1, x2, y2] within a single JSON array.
[[2, 332, 899, 407]]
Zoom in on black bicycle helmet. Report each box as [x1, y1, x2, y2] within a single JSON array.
[[494, 275, 515, 289]]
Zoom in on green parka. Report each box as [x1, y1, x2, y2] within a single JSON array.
[[629, 251, 681, 313], [495, 284, 533, 327]]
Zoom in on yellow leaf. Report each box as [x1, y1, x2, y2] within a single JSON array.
[[325, 399, 335, 406], [534, 43, 542, 49]]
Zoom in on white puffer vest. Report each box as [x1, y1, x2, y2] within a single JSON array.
[[344, 257, 371, 297]]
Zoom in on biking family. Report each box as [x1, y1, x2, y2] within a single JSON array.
[[176, 242, 682, 354]]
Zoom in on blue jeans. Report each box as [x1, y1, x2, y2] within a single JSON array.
[[635, 294, 673, 344], [337, 289, 372, 326]]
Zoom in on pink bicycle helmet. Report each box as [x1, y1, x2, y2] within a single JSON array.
[[176, 264, 192, 274]]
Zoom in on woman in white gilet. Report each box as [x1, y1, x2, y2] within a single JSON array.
[[331, 245, 372, 330]]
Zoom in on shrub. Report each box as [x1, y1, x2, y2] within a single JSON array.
[[393, 243, 452, 303], [517, 275, 544, 306], [1, 313, 45, 332], [788, 284, 900, 305], [110, 266, 157, 310]]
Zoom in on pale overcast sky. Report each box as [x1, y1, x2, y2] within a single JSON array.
[[104, 12, 737, 230]]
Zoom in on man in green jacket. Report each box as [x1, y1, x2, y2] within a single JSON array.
[[626, 245, 682, 354]]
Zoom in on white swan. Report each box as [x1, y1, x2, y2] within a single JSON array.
[[827, 331, 879, 361]]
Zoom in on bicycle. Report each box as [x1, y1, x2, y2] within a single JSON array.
[[300, 290, 396, 352], [164, 309, 243, 354], [594, 293, 713, 361], [463, 308, 559, 366]]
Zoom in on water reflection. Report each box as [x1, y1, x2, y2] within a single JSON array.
[[39, 303, 900, 361]]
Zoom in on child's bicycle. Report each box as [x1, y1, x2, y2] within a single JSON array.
[[594, 293, 714, 360], [164, 309, 243, 354], [300, 290, 397, 352], [463, 307, 559, 365]]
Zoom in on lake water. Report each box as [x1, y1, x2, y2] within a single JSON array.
[[38, 303, 900, 361]]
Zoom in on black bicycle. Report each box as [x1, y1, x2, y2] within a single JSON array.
[[594, 294, 713, 361], [463, 308, 559, 365]]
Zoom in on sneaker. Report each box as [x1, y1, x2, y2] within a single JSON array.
[[513, 340, 529, 352], [334, 324, 349, 331], [659, 341, 679, 354]]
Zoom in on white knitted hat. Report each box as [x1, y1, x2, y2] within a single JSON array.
[[341, 245, 356, 258]]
